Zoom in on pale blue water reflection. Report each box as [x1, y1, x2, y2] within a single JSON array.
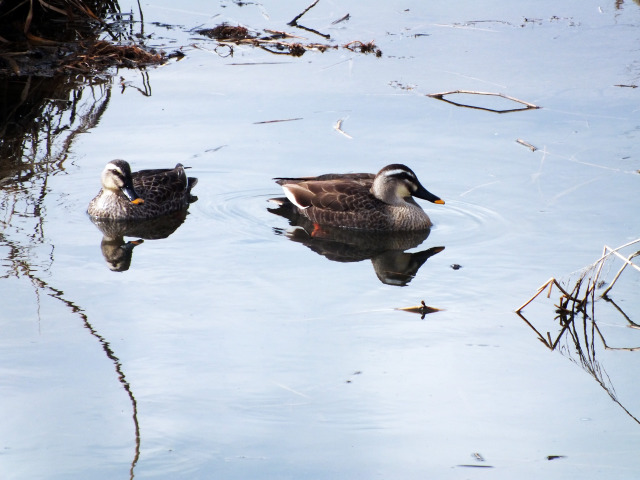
[[1, 1, 640, 479]]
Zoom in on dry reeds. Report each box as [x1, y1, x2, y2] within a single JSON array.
[[0, 0, 167, 76], [517, 238, 640, 352]]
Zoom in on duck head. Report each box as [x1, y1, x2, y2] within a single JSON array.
[[101, 159, 144, 204], [371, 164, 444, 206]]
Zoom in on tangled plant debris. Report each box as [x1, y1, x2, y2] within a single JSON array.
[[344, 40, 382, 56], [197, 24, 255, 41], [197, 23, 382, 58], [62, 41, 170, 73]]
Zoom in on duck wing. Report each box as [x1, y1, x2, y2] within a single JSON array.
[[282, 179, 377, 212], [132, 164, 191, 201], [275, 172, 375, 184]]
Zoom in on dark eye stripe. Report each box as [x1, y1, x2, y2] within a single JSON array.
[[107, 168, 126, 183], [385, 168, 416, 179], [385, 170, 417, 186]]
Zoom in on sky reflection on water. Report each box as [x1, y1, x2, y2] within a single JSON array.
[[1, 1, 640, 479]]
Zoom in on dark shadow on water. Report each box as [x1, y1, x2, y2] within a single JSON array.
[[269, 201, 444, 286], [0, 73, 144, 475], [0, 230, 141, 477], [0, 75, 112, 184], [90, 210, 190, 271], [0, 4, 163, 476]]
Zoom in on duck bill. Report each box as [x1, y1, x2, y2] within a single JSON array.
[[120, 182, 144, 205], [414, 184, 445, 205]]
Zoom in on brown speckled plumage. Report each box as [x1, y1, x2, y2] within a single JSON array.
[[274, 164, 444, 231], [88, 159, 197, 220]]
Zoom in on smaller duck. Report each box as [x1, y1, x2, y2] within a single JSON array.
[[87, 159, 198, 220], [273, 164, 444, 231]]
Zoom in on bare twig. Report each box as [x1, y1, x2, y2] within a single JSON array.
[[288, 0, 321, 26], [286, 0, 330, 39], [334, 118, 352, 139], [263, 29, 306, 40], [516, 138, 537, 151], [516, 277, 573, 312], [600, 247, 640, 296], [254, 118, 303, 124], [331, 13, 350, 25]]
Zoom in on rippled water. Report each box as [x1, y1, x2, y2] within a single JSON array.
[[1, 1, 640, 479]]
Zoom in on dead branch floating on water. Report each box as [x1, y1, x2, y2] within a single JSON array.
[[427, 90, 541, 113]]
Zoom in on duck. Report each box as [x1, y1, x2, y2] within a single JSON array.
[[273, 164, 444, 231], [87, 159, 198, 220]]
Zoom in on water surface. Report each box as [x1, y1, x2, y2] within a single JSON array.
[[1, 1, 639, 479]]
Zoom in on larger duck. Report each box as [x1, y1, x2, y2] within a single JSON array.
[[273, 164, 444, 231], [87, 159, 197, 220]]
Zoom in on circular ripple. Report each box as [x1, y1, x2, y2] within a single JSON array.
[[432, 199, 509, 247], [196, 189, 506, 247], [195, 188, 277, 241]]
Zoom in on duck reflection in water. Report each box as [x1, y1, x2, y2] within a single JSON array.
[[268, 200, 444, 286], [90, 208, 191, 272]]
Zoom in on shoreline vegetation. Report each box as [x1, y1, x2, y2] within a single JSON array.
[[0, 0, 169, 76], [0, 0, 168, 77]]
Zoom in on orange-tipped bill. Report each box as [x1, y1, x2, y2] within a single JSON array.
[[120, 182, 144, 205], [414, 183, 444, 205]]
